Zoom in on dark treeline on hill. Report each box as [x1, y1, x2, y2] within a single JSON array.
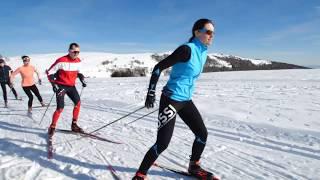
[[111, 67, 147, 77], [109, 53, 310, 77], [203, 55, 309, 72]]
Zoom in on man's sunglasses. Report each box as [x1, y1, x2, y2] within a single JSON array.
[[71, 51, 80, 54], [199, 28, 215, 36], [23, 59, 30, 62]]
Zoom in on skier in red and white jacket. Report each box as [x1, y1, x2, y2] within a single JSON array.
[[46, 43, 87, 137]]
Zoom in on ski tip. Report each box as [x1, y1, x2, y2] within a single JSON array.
[[153, 162, 159, 167], [107, 165, 115, 171], [213, 176, 221, 180]]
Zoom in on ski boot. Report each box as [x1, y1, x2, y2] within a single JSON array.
[[40, 101, 46, 107], [27, 107, 32, 113], [71, 121, 84, 133], [48, 126, 56, 138], [132, 172, 147, 180], [188, 160, 220, 180]]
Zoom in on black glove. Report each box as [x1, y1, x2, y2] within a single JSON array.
[[9, 82, 13, 88], [145, 89, 156, 108], [78, 73, 86, 87], [51, 83, 58, 93], [80, 78, 87, 87], [48, 74, 55, 81]]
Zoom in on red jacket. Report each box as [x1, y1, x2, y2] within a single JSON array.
[[47, 55, 81, 86]]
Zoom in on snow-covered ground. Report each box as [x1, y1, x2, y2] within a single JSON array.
[[0, 69, 320, 180]]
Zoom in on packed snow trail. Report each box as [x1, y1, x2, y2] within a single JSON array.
[[0, 69, 320, 179]]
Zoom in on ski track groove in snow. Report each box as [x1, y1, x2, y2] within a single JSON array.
[[126, 114, 320, 162], [236, 150, 310, 180], [1, 69, 320, 179], [90, 102, 320, 179], [224, 150, 295, 180]]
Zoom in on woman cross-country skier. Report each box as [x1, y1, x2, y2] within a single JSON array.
[[0, 58, 19, 107], [46, 42, 87, 137], [133, 19, 219, 180], [10, 56, 45, 113]]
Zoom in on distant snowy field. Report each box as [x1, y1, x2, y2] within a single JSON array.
[[0, 69, 320, 180]]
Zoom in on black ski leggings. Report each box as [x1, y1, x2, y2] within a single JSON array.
[[22, 84, 43, 108], [1, 81, 18, 101], [56, 85, 80, 109], [138, 94, 208, 174]]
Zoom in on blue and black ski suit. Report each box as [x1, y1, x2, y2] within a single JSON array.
[[138, 38, 209, 174]]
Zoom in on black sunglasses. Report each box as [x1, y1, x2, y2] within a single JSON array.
[[199, 28, 215, 36], [71, 51, 80, 54]]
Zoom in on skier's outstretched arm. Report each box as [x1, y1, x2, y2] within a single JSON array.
[[77, 73, 86, 87], [145, 45, 191, 108], [46, 61, 59, 92], [34, 67, 42, 85], [10, 68, 20, 84]]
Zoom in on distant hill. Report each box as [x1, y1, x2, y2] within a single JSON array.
[[204, 54, 309, 72], [3, 52, 310, 78]]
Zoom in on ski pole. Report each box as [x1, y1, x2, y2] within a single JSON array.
[[79, 86, 84, 97], [126, 108, 158, 125], [39, 93, 55, 126], [55, 105, 147, 145], [89, 106, 145, 134]]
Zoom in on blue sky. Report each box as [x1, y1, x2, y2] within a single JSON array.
[[0, 0, 319, 66]]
